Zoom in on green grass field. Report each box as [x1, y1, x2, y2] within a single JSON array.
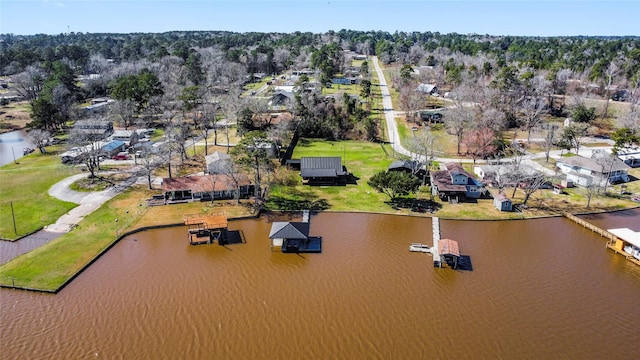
[[268, 139, 403, 213], [0, 146, 79, 240]]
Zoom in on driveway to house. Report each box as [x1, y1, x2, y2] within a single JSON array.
[[0, 170, 141, 265]]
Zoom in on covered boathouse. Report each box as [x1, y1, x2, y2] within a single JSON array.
[[184, 212, 228, 245], [438, 238, 461, 269], [606, 228, 640, 266], [269, 212, 322, 253]]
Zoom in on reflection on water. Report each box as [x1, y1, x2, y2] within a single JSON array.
[[1, 211, 639, 359]]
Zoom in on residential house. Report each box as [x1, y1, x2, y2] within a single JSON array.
[[416, 83, 439, 96], [101, 140, 126, 158], [430, 162, 485, 201], [616, 147, 640, 168], [110, 130, 140, 147], [270, 91, 295, 107], [74, 119, 114, 140], [162, 174, 253, 202], [300, 157, 349, 185], [556, 155, 630, 187], [205, 151, 232, 174]]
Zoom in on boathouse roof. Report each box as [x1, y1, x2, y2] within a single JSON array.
[[608, 228, 640, 248], [438, 239, 460, 257], [269, 222, 310, 240]]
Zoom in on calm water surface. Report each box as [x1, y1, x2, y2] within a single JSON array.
[[0, 130, 33, 166], [1, 211, 639, 359]]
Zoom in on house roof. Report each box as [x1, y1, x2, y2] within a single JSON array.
[[438, 239, 460, 257], [445, 162, 476, 178], [102, 140, 125, 152], [494, 193, 511, 203], [300, 157, 347, 178], [269, 222, 310, 240], [388, 160, 422, 171], [205, 151, 231, 164], [416, 83, 437, 93], [607, 228, 640, 248], [431, 170, 467, 192], [162, 174, 250, 193], [558, 155, 630, 173]]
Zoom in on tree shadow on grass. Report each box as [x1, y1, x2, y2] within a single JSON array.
[[387, 198, 442, 213], [265, 196, 330, 211]]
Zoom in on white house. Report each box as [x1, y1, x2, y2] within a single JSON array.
[[556, 155, 630, 187]]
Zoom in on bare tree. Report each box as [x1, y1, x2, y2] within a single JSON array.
[[398, 82, 425, 125], [69, 123, 104, 179], [110, 99, 137, 129], [541, 123, 558, 163], [519, 172, 551, 207], [27, 129, 51, 153], [462, 127, 498, 165], [136, 148, 163, 189], [602, 61, 620, 118], [520, 96, 547, 143], [561, 123, 589, 155], [13, 65, 46, 104]]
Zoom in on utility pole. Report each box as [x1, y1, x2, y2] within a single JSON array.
[[10, 201, 17, 235]]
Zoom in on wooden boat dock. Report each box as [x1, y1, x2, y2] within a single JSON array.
[[184, 212, 228, 245], [563, 212, 640, 266], [432, 217, 442, 266]]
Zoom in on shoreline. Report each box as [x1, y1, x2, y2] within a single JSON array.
[[2, 206, 639, 294]]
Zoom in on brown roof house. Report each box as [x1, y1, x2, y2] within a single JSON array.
[[430, 162, 486, 202], [162, 174, 253, 202]]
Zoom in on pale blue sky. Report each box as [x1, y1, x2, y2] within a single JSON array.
[[1, 0, 638, 37]]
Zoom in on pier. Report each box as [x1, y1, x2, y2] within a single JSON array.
[[432, 217, 441, 267], [564, 212, 640, 266], [430, 217, 461, 269]]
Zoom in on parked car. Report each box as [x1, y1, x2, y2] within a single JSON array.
[[113, 152, 129, 160]]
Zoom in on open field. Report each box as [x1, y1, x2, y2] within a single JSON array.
[[0, 146, 79, 240], [0, 101, 31, 133]]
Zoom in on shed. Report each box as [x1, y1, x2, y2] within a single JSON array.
[[493, 193, 512, 212]]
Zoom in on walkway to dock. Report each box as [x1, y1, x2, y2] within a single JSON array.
[[563, 212, 640, 267], [432, 217, 441, 265], [563, 213, 618, 242]]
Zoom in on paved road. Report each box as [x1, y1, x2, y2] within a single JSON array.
[[372, 56, 617, 168]]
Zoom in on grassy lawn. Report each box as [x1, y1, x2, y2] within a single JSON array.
[[0, 100, 31, 132], [0, 146, 79, 240], [0, 185, 254, 291], [268, 139, 405, 213]]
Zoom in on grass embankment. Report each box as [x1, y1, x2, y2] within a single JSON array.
[[0, 184, 254, 291], [0, 101, 31, 133], [0, 147, 79, 240]]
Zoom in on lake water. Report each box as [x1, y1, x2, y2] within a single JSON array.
[[1, 211, 639, 359], [0, 130, 34, 166]]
